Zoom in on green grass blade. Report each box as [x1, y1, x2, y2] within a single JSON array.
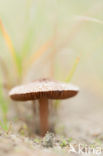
[[0, 76, 8, 131], [0, 78, 8, 115], [65, 57, 80, 83], [21, 28, 34, 59]]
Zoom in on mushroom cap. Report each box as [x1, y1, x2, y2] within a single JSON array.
[[9, 78, 79, 101]]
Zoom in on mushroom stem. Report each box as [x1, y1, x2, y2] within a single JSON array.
[[39, 98, 49, 136]]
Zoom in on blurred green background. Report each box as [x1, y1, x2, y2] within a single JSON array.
[[0, 0, 103, 132]]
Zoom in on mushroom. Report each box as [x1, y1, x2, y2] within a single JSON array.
[[9, 78, 79, 136]]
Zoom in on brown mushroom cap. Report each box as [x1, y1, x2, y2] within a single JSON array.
[[9, 78, 79, 101]]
